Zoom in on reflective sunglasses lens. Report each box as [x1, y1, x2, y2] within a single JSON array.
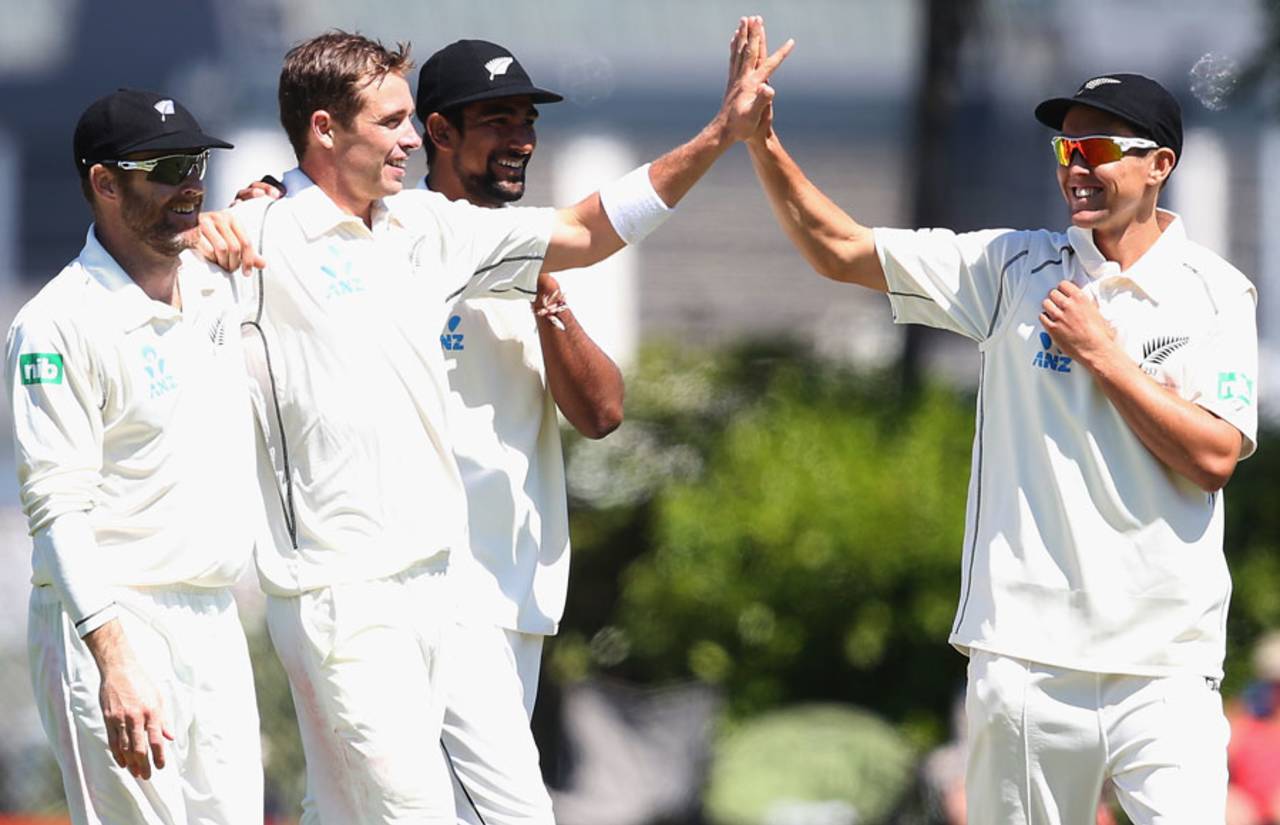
[[1052, 137, 1072, 166], [1077, 138, 1124, 166], [147, 154, 205, 185], [1053, 137, 1124, 167]]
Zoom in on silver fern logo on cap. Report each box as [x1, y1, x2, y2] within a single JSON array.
[[484, 57, 515, 81]]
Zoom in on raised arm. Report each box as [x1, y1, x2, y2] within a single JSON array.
[[542, 16, 793, 273], [745, 116, 885, 291]]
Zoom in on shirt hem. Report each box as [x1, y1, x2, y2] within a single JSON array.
[[950, 636, 1224, 681]]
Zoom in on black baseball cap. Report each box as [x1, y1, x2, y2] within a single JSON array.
[[416, 40, 562, 120], [1034, 73, 1182, 163], [73, 89, 233, 174]]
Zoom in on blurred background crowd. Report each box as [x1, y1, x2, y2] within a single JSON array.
[[0, 0, 1278, 823]]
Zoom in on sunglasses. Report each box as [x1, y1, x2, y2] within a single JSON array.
[[96, 151, 210, 185], [1050, 135, 1158, 167]]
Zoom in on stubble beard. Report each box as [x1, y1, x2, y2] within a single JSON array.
[[119, 177, 198, 258]]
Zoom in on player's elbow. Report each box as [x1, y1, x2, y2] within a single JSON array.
[[577, 399, 623, 440], [1194, 457, 1237, 493]]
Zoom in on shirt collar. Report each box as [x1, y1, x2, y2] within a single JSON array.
[[282, 167, 406, 239], [79, 226, 184, 332], [1066, 209, 1186, 304]]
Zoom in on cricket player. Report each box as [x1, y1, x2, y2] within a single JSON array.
[[199, 20, 789, 824], [744, 39, 1258, 825], [7, 89, 263, 824], [421, 40, 623, 825]]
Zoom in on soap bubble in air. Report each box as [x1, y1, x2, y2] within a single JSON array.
[[1189, 53, 1240, 112]]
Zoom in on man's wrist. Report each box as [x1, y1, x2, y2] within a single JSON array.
[[1076, 341, 1127, 380], [705, 113, 735, 152]]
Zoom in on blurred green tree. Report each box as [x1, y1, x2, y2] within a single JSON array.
[[553, 339, 1278, 754]]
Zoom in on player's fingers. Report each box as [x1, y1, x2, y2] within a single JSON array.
[[146, 715, 166, 771], [762, 38, 795, 76], [229, 219, 262, 274], [1057, 279, 1081, 296], [1042, 298, 1061, 319], [197, 215, 233, 269], [127, 717, 150, 779], [105, 718, 127, 768], [729, 18, 747, 74], [745, 17, 762, 70]]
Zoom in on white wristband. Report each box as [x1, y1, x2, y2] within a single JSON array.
[[598, 163, 673, 246]]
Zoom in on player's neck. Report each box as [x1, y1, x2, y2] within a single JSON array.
[[426, 168, 502, 209], [92, 221, 182, 308], [300, 158, 376, 228], [1092, 207, 1168, 272]]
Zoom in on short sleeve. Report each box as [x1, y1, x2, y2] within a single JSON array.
[[874, 227, 1023, 342], [406, 193, 555, 304], [1185, 289, 1259, 458]]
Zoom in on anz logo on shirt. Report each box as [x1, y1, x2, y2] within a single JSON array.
[[440, 315, 465, 351], [1031, 332, 1072, 374], [141, 346, 177, 399], [320, 244, 366, 299]]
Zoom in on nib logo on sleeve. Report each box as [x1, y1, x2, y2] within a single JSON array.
[[20, 353, 63, 385]]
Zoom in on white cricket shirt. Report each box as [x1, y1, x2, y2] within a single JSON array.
[[227, 169, 555, 596], [441, 297, 570, 635], [7, 227, 259, 634], [875, 211, 1258, 678]]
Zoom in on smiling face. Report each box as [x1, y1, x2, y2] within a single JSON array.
[[112, 153, 206, 257], [328, 72, 423, 211], [1056, 104, 1174, 235], [437, 96, 538, 207]]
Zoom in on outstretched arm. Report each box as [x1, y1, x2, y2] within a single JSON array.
[[543, 16, 793, 273], [532, 273, 624, 438], [745, 115, 885, 291]]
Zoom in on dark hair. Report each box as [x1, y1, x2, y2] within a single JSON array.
[[278, 31, 413, 161]]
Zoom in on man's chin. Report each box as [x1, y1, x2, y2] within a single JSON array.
[[144, 228, 195, 259], [490, 181, 525, 203], [1068, 208, 1107, 229]]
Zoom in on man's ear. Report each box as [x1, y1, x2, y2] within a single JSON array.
[[425, 112, 454, 153], [1149, 146, 1176, 187], [89, 164, 119, 202], [311, 110, 336, 150]]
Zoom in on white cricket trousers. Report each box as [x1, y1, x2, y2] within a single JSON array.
[[443, 623, 552, 825], [965, 650, 1229, 825], [271, 557, 454, 825], [28, 584, 263, 825]]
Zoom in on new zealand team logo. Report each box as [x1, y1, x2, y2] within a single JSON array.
[[142, 346, 177, 399], [320, 244, 365, 299], [1031, 332, 1072, 373], [440, 315, 465, 351], [1138, 336, 1189, 377]]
